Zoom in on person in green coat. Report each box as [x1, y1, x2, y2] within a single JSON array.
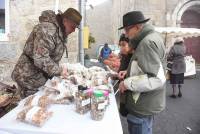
[[118, 11, 166, 134]]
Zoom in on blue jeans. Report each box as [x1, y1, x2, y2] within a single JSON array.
[[127, 114, 153, 134]]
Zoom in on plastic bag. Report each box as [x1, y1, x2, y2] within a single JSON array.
[[24, 95, 52, 108], [17, 106, 53, 127]]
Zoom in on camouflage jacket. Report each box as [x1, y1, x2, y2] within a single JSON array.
[[12, 10, 67, 91]]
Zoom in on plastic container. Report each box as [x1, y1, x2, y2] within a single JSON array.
[[90, 90, 106, 121], [75, 85, 91, 114], [86, 88, 94, 97], [94, 79, 108, 86], [103, 90, 110, 107]]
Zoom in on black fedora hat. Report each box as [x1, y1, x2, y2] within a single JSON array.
[[118, 11, 150, 30]]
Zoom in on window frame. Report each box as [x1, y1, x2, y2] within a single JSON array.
[[0, 0, 9, 42]]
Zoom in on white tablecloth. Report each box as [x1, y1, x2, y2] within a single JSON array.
[[0, 92, 123, 134]]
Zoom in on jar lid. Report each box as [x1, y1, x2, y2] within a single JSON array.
[[93, 90, 103, 97], [86, 88, 93, 96], [103, 90, 109, 97], [78, 85, 87, 91]]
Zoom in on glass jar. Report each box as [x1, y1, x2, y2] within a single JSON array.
[[75, 85, 91, 114], [103, 90, 110, 108], [86, 88, 94, 97], [94, 79, 108, 86], [90, 90, 106, 121]]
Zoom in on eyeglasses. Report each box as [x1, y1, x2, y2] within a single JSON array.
[[124, 25, 135, 33]]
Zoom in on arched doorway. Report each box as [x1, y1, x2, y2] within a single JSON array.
[[181, 5, 200, 63], [171, 0, 200, 64]]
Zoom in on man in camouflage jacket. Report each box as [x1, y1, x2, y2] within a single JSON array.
[[12, 8, 82, 98]]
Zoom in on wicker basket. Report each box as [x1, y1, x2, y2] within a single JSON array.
[[0, 82, 17, 108]]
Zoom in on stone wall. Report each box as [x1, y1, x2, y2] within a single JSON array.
[[111, 0, 167, 44], [85, 0, 113, 58], [85, 0, 198, 57], [86, 0, 200, 62], [111, 0, 200, 46], [0, 0, 78, 83]]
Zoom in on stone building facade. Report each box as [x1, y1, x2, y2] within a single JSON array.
[[112, 0, 199, 42], [111, 0, 167, 44], [86, 0, 200, 63], [86, 0, 200, 62], [84, 0, 113, 58]]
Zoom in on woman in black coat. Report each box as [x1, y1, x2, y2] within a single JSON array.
[[167, 38, 186, 98]]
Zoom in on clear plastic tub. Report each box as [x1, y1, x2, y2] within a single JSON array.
[[75, 85, 91, 114], [90, 90, 106, 121]]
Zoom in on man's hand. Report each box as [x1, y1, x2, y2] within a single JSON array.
[[60, 65, 68, 78], [108, 73, 118, 80], [118, 71, 127, 80], [119, 81, 127, 93]]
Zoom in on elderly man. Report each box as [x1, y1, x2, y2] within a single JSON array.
[[118, 11, 166, 134], [12, 8, 82, 98]]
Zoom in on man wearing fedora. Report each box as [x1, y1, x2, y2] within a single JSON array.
[[118, 11, 166, 134], [12, 8, 82, 98]]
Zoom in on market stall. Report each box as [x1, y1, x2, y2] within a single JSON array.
[[155, 26, 200, 77], [0, 64, 123, 134], [0, 92, 122, 134], [184, 55, 196, 77]]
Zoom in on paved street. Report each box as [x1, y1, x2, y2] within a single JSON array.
[[120, 71, 200, 134]]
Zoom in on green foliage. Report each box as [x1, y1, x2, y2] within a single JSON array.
[[88, 33, 95, 48]]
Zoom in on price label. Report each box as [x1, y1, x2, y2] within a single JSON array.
[[98, 102, 105, 110], [81, 99, 90, 106]]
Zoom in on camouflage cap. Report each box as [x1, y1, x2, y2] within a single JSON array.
[[62, 8, 82, 26]]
